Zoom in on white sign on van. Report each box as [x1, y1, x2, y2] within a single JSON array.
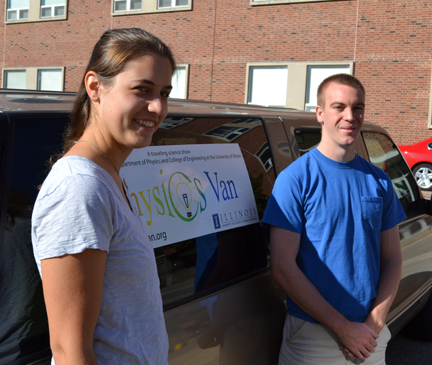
[[120, 144, 259, 248]]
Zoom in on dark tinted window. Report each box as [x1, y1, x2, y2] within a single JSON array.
[[0, 116, 67, 364], [149, 117, 276, 309], [294, 128, 321, 156], [363, 132, 421, 217]]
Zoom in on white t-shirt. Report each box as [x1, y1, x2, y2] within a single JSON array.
[[32, 156, 168, 364]]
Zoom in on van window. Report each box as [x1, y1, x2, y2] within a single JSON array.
[[0, 116, 67, 364], [362, 132, 421, 217], [294, 128, 321, 156], [150, 117, 276, 309]]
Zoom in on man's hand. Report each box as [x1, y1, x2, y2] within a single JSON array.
[[338, 321, 378, 360]]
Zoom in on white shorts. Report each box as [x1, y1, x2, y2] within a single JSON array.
[[278, 313, 392, 365]]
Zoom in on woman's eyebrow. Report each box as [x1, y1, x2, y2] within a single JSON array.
[[133, 79, 172, 89]]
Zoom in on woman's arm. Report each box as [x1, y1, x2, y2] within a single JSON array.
[[41, 249, 107, 365]]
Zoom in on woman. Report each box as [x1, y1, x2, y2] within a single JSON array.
[[31, 28, 175, 364]]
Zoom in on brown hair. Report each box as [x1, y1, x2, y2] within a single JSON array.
[[64, 28, 176, 153], [317, 73, 365, 108]]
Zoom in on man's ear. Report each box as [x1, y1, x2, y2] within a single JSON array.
[[316, 105, 324, 125], [85, 71, 100, 101]]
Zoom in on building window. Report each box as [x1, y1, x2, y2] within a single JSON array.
[[6, 0, 67, 23], [159, 117, 194, 130], [113, 0, 142, 12], [230, 118, 261, 125], [255, 142, 273, 172], [247, 65, 288, 107], [305, 65, 350, 111], [158, 0, 189, 8], [204, 126, 251, 142], [7, 0, 29, 21], [40, 0, 66, 18], [246, 62, 353, 110], [112, 0, 191, 15], [3, 67, 64, 91], [251, 0, 340, 5], [37, 69, 63, 91], [4, 70, 27, 89], [170, 65, 188, 99]]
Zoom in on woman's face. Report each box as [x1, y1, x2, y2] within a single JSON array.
[[97, 54, 173, 152]]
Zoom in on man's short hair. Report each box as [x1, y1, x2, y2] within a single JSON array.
[[317, 74, 365, 108]]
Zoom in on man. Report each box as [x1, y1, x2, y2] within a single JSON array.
[[262, 74, 406, 364]]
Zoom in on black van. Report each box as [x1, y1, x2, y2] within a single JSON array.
[[1, 90, 431, 364]]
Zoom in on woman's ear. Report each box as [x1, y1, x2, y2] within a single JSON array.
[[85, 71, 100, 102]]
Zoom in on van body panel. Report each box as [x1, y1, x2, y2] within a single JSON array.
[[1, 90, 431, 364]]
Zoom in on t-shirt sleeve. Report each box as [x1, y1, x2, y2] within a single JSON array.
[[262, 168, 304, 234], [381, 174, 407, 231], [32, 174, 116, 261]]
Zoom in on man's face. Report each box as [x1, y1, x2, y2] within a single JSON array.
[[316, 82, 365, 149]]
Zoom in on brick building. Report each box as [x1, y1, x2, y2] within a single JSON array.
[[1, 0, 431, 145]]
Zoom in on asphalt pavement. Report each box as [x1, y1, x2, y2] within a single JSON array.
[[386, 331, 432, 364]]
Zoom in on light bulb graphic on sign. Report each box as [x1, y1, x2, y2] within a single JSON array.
[[176, 181, 192, 218], [168, 171, 200, 222]]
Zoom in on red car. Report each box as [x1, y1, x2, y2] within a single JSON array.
[[399, 137, 432, 190]]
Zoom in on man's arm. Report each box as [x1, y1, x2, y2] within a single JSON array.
[[364, 226, 402, 333], [270, 225, 378, 360]]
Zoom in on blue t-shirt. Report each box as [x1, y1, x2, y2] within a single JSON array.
[[262, 148, 406, 323]]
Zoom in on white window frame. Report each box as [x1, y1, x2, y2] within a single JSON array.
[[40, 0, 66, 18], [245, 61, 353, 110], [6, 0, 68, 23], [2, 67, 65, 91], [112, 0, 192, 16]]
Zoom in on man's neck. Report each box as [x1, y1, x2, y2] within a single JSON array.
[[317, 143, 356, 163]]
